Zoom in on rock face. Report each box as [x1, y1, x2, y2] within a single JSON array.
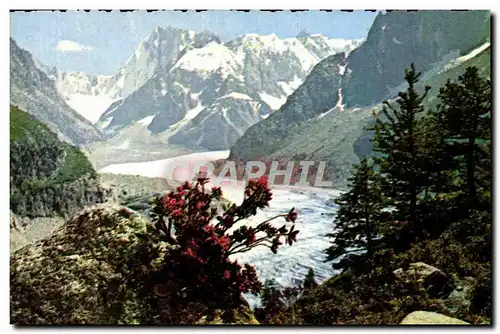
[[108, 26, 221, 99], [10, 39, 102, 145], [10, 204, 172, 324], [229, 10, 491, 188], [393, 262, 450, 297], [400, 311, 469, 325], [229, 52, 347, 161], [343, 10, 490, 107], [40, 27, 221, 124], [443, 276, 477, 313]]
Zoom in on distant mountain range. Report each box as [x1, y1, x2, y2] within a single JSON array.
[[12, 27, 359, 151]]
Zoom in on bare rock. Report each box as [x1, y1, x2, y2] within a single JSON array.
[[10, 204, 173, 324], [400, 311, 469, 325], [393, 262, 450, 297]]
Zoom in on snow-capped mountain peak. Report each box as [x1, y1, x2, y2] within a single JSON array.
[[45, 26, 221, 123], [41, 25, 361, 151], [171, 41, 241, 80], [91, 28, 361, 152]]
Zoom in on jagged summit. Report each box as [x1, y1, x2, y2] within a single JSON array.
[[17, 24, 360, 151], [92, 29, 359, 151]]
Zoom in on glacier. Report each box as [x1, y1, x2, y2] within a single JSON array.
[[99, 150, 341, 308]]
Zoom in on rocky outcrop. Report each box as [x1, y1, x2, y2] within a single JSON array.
[[10, 204, 172, 324], [393, 262, 450, 297], [392, 262, 489, 318], [10, 204, 259, 325], [400, 311, 469, 325], [443, 275, 477, 313]]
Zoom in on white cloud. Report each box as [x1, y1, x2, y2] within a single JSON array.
[[55, 40, 93, 53]]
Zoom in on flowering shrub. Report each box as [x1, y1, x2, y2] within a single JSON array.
[[150, 174, 299, 307]]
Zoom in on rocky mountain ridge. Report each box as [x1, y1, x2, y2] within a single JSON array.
[[229, 10, 491, 188], [10, 39, 103, 145], [26, 26, 359, 152], [94, 30, 360, 151]]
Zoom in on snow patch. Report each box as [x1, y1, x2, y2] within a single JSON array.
[[114, 139, 130, 150], [64, 94, 116, 124], [289, 75, 302, 90], [226, 92, 252, 100], [338, 64, 347, 76], [98, 116, 113, 130], [172, 42, 240, 80], [158, 77, 168, 96], [392, 37, 403, 45], [325, 38, 357, 53], [185, 103, 205, 121], [278, 75, 303, 96], [278, 82, 294, 96], [137, 115, 156, 126], [335, 88, 345, 111], [318, 108, 334, 119], [443, 42, 490, 72], [259, 92, 286, 110]]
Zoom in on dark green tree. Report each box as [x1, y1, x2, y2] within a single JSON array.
[[325, 158, 385, 264], [436, 66, 491, 209], [260, 279, 282, 307], [255, 279, 303, 323], [303, 267, 318, 291], [371, 64, 431, 232]]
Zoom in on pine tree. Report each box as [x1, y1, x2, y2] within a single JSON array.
[[303, 267, 318, 291], [371, 63, 430, 233], [325, 158, 385, 264], [437, 66, 491, 209], [260, 279, 282, 307]]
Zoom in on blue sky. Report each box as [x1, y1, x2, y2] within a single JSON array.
[[10, 10, 377, 75]]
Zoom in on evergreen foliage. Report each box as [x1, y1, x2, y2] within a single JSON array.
[[10, 104, 106, 218], [310, 64, 492, 324], [325, 158, 385, 264], [303, 267, 318, 291], [436, 66, 491, 209], [371, 64, 431, 235]]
